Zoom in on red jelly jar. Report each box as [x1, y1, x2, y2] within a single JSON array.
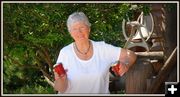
[[53, 63, 66, 77], [111, 61, 120, 76]]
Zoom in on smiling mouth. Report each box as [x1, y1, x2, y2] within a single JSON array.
[[78, 35, 85, 39]]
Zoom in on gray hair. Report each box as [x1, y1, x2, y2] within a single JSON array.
[[67, 12, 91, 32]]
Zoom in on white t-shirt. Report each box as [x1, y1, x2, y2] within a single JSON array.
[[56, 40, 121, 94]]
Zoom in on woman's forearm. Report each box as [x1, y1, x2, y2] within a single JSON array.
[[54, 76, 68, 93], [127, 50, 137, 67], [119, 49, 137, 67], [117, 49, 137, 76]]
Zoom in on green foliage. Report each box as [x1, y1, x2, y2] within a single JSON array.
[[3, 3, 150, 94], [163, 3, 177, 12], [4, 84, 55, 94]]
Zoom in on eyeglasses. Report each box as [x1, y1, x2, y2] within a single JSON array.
[[70, 26, 88, 33]]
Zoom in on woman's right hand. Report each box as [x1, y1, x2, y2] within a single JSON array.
[[53, 70, 68, 93]]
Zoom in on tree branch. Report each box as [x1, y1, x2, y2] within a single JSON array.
[[44, 76, 54, 87], [39, 47, 54, 73]]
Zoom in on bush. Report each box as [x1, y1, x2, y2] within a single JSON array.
[[13, 84, 55, 94]]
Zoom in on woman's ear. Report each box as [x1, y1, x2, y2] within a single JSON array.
[[88, 27, 91, 35], [69, 32, 75, 40]]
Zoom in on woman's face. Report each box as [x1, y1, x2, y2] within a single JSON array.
[[69, 22, 90, 42]]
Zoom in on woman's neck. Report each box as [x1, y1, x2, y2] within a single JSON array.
[[74, 40, 91, 55]]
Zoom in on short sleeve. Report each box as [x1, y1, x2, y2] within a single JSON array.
[[55, 48, 68, 69], [55, 43, 75, 73], [101, 42, 121, 65], [56, 49, 64, 64]]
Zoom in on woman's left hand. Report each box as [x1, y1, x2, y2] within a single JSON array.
[[115, 48, 137, 76], [112, 62, 129, 76]]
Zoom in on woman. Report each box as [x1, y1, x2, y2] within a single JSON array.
[[53, 12, 137, 93]]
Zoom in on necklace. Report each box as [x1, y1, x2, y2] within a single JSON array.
[[74, 41, 91, 55]]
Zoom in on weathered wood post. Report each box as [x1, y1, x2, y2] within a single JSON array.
[[125, 52, 164, 93]]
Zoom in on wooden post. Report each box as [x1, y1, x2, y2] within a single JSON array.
[[125, 58, 155, 93], [124, 51, 164, 93], [135, 51, 164, 59], [146, 47, 177, 93]]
